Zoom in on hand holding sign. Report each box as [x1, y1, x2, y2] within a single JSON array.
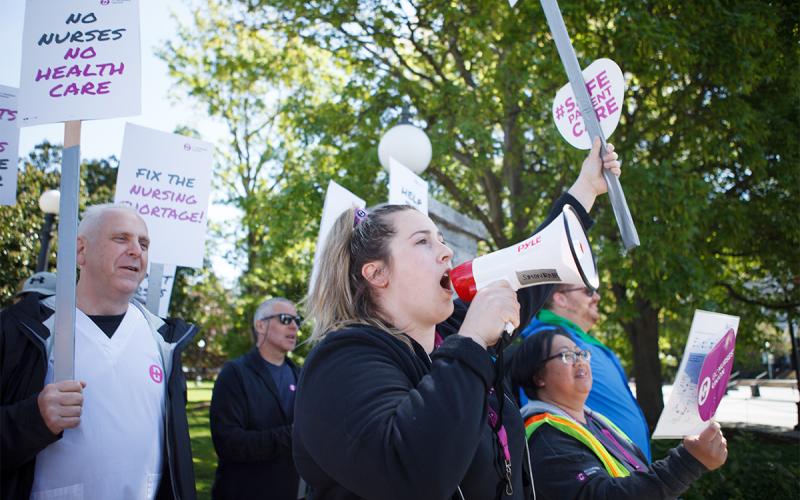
[[683, 421, 728, 471]]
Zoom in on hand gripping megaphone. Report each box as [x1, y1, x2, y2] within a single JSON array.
[[450, 204, 599, 306]]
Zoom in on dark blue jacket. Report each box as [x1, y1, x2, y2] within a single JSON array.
[[210, 349, 301, 499]]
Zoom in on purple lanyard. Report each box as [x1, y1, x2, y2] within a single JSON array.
[[591, 415, 642, 472], [488, 389, 513, 495]]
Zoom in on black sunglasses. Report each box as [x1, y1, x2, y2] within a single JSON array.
[[559, 286, 597, 297], [260, 313, 303, 327]]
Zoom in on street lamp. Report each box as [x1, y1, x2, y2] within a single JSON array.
[[378, 106, 432, 174], [36, 189, 60, 272]]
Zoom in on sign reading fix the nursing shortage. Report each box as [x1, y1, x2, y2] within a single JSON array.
[[18, 0, 141, 125], [114, 123, 213, 269]]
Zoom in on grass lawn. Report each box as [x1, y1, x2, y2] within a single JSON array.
[[187, 382, 216, 500]]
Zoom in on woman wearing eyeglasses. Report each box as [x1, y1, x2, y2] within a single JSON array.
[[293, 140, 621, 500], [510, 329, 728, 499]]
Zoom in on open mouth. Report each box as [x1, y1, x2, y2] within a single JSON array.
[[122, 265, 140, 272], [439, 270, 451, 291]]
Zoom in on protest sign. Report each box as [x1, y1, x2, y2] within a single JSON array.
[[551, 58, 625, 150], [310, 181, 365, 293], [388, 157, 428, 215], [114, 123, 212, 268], [653, 310, 740, 438], [18, 0, 141, 125], [0, 86, 19, 206], [135, 263, 177, 317]]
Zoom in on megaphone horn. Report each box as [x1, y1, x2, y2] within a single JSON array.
[[450, 204, 599, 302]]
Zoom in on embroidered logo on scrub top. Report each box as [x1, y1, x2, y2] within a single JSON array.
[[149, 364, 164, 384]]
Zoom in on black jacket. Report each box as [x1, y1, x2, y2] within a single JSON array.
[[0, 293, 198, 500], [292, 193, 592, 500], [523, 404, 707, 499], [210, 349, 301, 500]]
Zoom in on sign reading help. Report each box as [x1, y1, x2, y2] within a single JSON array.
[[18, 0, 141, 126], [697, 329, 736, 421], [388, 157, 428, 215], [114, 123, 212, 269], [0, 86, 19, 206], [552, 58, 625, 150]]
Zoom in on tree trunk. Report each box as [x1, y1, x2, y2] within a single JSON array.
[[624, 297, 664, 432]]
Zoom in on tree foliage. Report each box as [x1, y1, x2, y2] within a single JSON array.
[[210, 0, 798, 426]]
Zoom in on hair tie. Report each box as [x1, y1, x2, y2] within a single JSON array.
[[354, 208, 368, 227]]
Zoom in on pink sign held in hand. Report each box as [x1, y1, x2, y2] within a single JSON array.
[[697, 329, 737, 421]]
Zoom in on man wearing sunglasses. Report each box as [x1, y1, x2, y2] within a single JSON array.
[[210, 297, 303, 499], [515, 283, 652, 462]]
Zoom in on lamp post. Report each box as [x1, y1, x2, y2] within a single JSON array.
[[36, 189, 60, 272], [377, 106, 432, 174]]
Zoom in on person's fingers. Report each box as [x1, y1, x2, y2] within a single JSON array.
[[55, 380, 84, 393], [60, 416, 82, 429], [698, 421, 720, 441], [59, 405, 82, 418], [606, 142, 615, 153], [59, 392, 84, 407], [590, 137, 601, 156]]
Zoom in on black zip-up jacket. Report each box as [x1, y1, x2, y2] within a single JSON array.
[[292, 193, 592, 500], [0, 293, 199, 500], [210, 349, 301, 499], [521, 402, 707, 499]]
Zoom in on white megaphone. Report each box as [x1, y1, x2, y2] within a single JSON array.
[[450, 204, 599, 307]]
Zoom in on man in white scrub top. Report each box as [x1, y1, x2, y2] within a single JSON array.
[[0, 204, 199, 500]]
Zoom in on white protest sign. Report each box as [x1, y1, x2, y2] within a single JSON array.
[[653, 310, 740, 439], [18, 0, 141, 126], [388, 157, 428, 215], [310, 181, 365, 293], [114, 123, 212, 268], [0, 86, 19, 206], [135, 263, 177, 317], [552, 58, 625, 150]]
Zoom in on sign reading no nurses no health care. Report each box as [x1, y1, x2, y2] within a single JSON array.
[[18, 0, 141, 125]]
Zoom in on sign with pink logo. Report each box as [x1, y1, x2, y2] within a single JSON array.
[[551, 58, 625, 150], [653, 310, 740, 439], [697, 329, 736, 421]]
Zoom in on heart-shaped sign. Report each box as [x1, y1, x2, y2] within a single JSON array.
[[697, 328, 737, 421], [551, 58, 625, 150]]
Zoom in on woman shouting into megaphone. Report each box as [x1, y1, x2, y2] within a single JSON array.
[[293, 138, 619, 500]]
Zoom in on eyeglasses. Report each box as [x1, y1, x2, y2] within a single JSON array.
[[559, 286, 597, 297], [543, 349, 591, 365], [260, 313, 303, 327]]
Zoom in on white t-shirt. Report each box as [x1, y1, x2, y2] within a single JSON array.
[[31, 304, 166, 500]]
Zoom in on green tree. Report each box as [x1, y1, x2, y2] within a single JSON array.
[[230, 0, 799, 426], [158, 0, 365, 359], [0, 142, 122, 307]]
